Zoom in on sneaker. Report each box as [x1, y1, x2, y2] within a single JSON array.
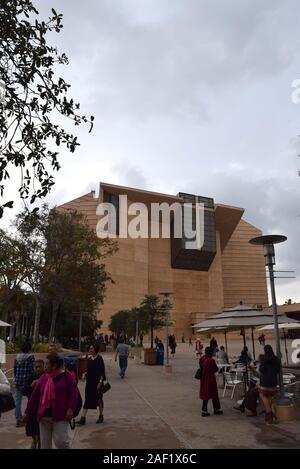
[[214, 410, 223, 415], [202, 412, 210, 417], [76, 416, 86, 426], [16, 421, 24, 428], [96, 415, 104, 424]]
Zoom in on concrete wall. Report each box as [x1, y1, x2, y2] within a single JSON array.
[[58, 189, 269, 339]]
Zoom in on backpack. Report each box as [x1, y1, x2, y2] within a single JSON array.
[[63, 372, 82, 429]]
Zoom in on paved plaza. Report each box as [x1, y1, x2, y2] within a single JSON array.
[[1, 343, 300, 449]]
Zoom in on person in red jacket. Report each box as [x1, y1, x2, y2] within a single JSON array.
[[199, 347, 223, 417]]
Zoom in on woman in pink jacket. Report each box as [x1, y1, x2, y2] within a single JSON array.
[[24, 352, 78, 449]]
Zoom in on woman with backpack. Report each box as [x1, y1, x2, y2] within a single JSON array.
[[76, 343, 106, 425], [23, 352, 78, 449]]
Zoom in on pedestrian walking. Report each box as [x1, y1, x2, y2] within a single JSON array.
[[170, 335, 177, 357], [24, 352, 78, 449], [209, 337, 218, 356], [199, 346, 223, 417], [139, 334, 143, 347], [14, 342, 35, 427], [77, 343, 106, 425], [22, 359, 45, 449], [189, 337, 193, 346], [115, 337, 130, 378], [195, 339, 204, 357], [258, 345, 280, 425]]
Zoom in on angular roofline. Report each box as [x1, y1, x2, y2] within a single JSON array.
[[99, 182, 182, 202]]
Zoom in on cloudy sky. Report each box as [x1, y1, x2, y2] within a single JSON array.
[[2, 0, 300, 303]]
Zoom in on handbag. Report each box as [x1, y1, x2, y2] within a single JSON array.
[[100, 381, 111, 394], [0, 393, 16, 413], [194, 368, 202, 380]]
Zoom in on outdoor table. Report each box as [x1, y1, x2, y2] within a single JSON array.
[[217, 363, 232, 372]]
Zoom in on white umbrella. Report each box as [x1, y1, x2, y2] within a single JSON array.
[[258, 323, 300, 365], [193, 303, 300, 364], [0, 320, 12, 327], [259, 323, 300, 331]]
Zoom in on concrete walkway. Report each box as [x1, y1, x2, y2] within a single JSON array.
[[0, 345, 300, 449]]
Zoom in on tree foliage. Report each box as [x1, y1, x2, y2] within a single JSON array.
[[139, 294, 171, 349], [109, 295, 172, 348], [0, 0, 94, 216], [1, 205, 117, 343]]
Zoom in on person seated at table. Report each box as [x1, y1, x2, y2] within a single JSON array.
[[235, 349, 252, 365], [233, 378, 259, 417], [243, 346, 252, 361], [216, 346, 229, 364]]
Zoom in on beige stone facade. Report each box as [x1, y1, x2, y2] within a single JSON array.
[[58, 183, 269, 338]]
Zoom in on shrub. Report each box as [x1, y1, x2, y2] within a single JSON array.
[[6, 342, 20, 354], [32, 343, 50, 353]]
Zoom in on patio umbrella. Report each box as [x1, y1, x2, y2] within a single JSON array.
[[0, 320, 12, 327], [258, 322, 300, 365], [193, 303, 299, 385], [193, 304, 298, 356]]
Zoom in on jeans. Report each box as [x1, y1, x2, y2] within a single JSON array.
[[119, 356, 128, 376], [202, 398, 221, 413], [39, 418, 70, 449], [15, 386, 23, 423]]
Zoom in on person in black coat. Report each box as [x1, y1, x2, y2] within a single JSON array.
[[76, 343, 106, 425], [258, 345, 281, 424], [22, 359, 45, 449]]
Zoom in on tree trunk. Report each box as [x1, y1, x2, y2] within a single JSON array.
[[16, 316, 21, 337], [0, 308, 9, 339], [49, 301, 59, 342], [150, 314, 154, 349], [33, 296, 42, 343]]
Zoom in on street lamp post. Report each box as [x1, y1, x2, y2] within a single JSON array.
[[72, 308, 89, 352], [159, 291, 174, 373], [250, 234, 291, 406]]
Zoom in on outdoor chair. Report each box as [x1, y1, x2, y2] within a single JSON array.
[[282, 373, 296, 385], [223, 372, 243, 399]]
